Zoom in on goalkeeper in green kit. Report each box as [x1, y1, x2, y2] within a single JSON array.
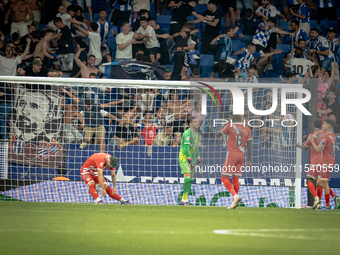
[[178, 116, 202, 206]]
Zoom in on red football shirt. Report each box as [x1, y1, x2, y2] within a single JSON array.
[[220, 123, 252, 153], [142, 124, 156, 145], [320, 132, 336, 164], [304, 131, 326, 165], [81, 153, 115, 176]]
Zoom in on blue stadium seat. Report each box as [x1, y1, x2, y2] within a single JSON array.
[[39, 24, 46, 32], [92, 0, 106, 13], [93, 13, 99, 21], [278, 20, 289, 31], [150, 2, 156, 16], [106, 38, 116, 52], [320, 19, 337, 30], [199, 54, 214, 67], [84, 12, 91, 21], [194, 4, 208, 14], [310, 20, 317, 29], [156, 15, 172, 24], [276, 44, 291, 53], [232, 41, 246, 52]]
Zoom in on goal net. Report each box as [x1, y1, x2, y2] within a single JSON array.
[[0, 76, 312, 208]]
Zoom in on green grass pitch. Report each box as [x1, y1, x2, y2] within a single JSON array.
[[0, 202, 339, 255]]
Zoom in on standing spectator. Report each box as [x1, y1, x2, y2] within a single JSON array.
[[4, 0, 34, 37], [326, 27, 340, 64], [79, 98, 122, 152], [75, 22, 102, 65], [131, 9, 149, 57], [20, 25, 36, 46], [210, 26, 237, 63], [308, 28, 331, 74], [18, 58, 62, 77], [47, 5, 85, 31], [193, 0, 222, 55], [285, 47, 314, 79], [290, 20, 308, 46], [153, 124, 173, 146], [155, 0, 167, 15], [169, 0, 212, 37], [25, 0, 41, 30], [218, 0, 236, 27], [149, 17, 171, 65], [34, 30, 56, 66], [252, 17, 292, 76], [318, 88, 339, 122], [116, 22, 137, 61], [141, 112, 157, 146], [237, 64, 259, 83], [52, 17, 75, 71], [172, 132, 182, 147], [316, 62, 335, 98], [316, 0, 337, 26], [111, 112, 140, 150], [290, 0, 315, 35], [77, 0, 93, 21], [317, 91, 328, 123], [96, 9, 117, 63], [235, 0, 254, 21], [132, 0, 150, 22], [110, 0, 132, 26], [0, 0, 13, 36], [75, 48, 98, 78], [0, 38, 31, 76], [43, 0, 62, 24], [238, 9, 260, 46], [270, 0, 290, 22], [135, 16, 160, 64]]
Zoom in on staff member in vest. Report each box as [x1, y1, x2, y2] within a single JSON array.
[[96, 9, 117, 63]]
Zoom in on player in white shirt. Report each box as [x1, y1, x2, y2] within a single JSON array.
[[76, 22, 102, 65], [285, 47, 314, 79], [135, 16, 160, 64]]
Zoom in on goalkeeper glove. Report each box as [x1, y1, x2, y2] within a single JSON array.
[[197, 157, 202, 174], [187, 157, 192, 165]]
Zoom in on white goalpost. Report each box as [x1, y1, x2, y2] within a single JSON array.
[[0, 76, 306, 208]]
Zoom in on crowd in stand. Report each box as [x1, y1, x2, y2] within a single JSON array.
[[1, 0, 340, 150]]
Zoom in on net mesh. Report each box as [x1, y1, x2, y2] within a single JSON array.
[[0, 78, 308, 207]]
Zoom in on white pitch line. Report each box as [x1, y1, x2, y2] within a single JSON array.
[[213, 229, 340, 241]]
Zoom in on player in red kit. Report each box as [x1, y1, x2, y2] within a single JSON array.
[[308, 118, 336, 210], [216, 115, 252, 209], [81, 153, 129, 204], [296, 119, 326, 209]]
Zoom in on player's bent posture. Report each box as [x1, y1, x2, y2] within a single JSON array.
[[216, 115, 252, 209], [81, 153, 129, 204], [296, 119, 326, 209], [308, 118, 336, 210], [178, 116, 202, 206]]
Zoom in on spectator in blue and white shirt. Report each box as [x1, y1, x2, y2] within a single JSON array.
[[317, 0, 337, 25], [289, 0, 313, 35], [210, 26, 238, 63], [308, 28, 331, 73], [97, 9, 116, 63], [255, 0, 287, 22], [290, 20, 308, 46], [234, 42, 283, 77], [252, 17, 292, 75], [109, 0, 133, 26], [326, 27, 340, 63]]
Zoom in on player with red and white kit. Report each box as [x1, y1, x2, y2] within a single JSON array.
[[81, 153, 129, 204], [308, 118, 336, 210], [216, 115, 252, 209], [296, 119, 326, 209]]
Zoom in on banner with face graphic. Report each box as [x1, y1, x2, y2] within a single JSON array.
[[7, 87, 64, 168]]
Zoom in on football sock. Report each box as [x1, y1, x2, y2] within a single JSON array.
[[89, 185, 99, 200], [222, 177, 236, 196], [189, 178, 194, 190], [106, 186, 122, 201], [182, 177, 191, 200], [317, 185, 323, 199], [329, 188, 336, 198], [232, 177, 239, 194], [325, 194, 330, 207], [307, 182, 317, 198]]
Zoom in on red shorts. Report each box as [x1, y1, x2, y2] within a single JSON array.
[[222, 151, 244, 177], [81, 172, 107, 186], [307, 164, 322, 180], [318, 162, 335, 181]]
